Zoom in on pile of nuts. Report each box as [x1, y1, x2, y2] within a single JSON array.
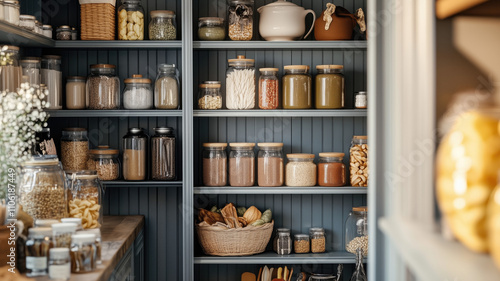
[[198, 95, 222, 109], [118, 9, 144, 40], [346, 235, 368, 256], [294, 239, 310, 253], [311, 236, 326, 253], [69, 187, 101, 229], [229, 23, 252, 41], [350, 143, 368, 186]]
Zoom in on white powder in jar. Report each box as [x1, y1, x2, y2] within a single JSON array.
[[123, 88, 153, 109], [286, 161, 317, 186]]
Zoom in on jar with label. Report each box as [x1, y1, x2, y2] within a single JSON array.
[[52, 223, 77, 248], [226, 55, 255, 109], [294, 234, 310, 254], [4, 0, 19, 25], [315, 65, 344, 109], [123, 74, 153, 109], [345, 206, 368, 257], [76, 228, 102, 264], [56, 25, 72, 40], [118, 0, 145, 40], [202, 143, 227, 186], [26, 227, 53, 277], [61, 128, 89, 171], [198, 17, 225, 40], [355, 91, 367, 109], [42, 25, 53, 38], [41, 55, 63, 109], [228, 0, 253, 41], [151, 127, 176, 180], [198, 81, 222, 109], [70, 234, 97, 273], [49, 248, 71, 281], [61, 218, 83, 231], [20, 57, 41, 87], [257, 143, 283, 187], [87, 145, 120, 181], [87, 64, 120, 109], [71, 27, 77, 40], [19, 15, 36, 31], [286, 153, 316, 187], [0, 45, 21, 92], [123, 128, 148, 181], [66, 76, 86, 109], [66, 170, 103, 229], [273, 228, 291, 254], [350, 136, 368, 187], [258, 68, 279, 109], [282, 65, 312, 109], [310, 228, 326, 253], [154, 64, 179, 109], [229, 143, 255, 187], [318, 152, 346, 187], [149, 10, 176, 40]]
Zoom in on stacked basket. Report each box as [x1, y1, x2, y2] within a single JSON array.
[[79, 0, 116, 40]]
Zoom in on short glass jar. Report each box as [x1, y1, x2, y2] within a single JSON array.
[[198, 81, 222, 109], [226, 55, 255, 109], [154, 64, 179, 109], [257, 142, 283, 187], [355, 91, 367, 109], [41, 55, 63, 109], [76, 228, 102, 265], [61, 128, 89, 171], [202, 143, 227, 186], [151, 127, 176, 180], [315, 65, 344, 109], [229, 143, 255, 187], [198, 17, 225, 40], [318, 152, 346, 187], [123, 128, 148, 181], [123, 74, 153, 109], [66, 76, 87, 109], [66, 170, 103, 229], [49, 248, 71, 281], [26, 227, 53, 277], [87, 64, 120, 109], [20, 57, 41, 87], [56, 25, 72, 40], [0, 45, 20, 92], [273, 228, 291, 254], [4, 0, 20, 26], [345, 206, 368, 257], [294, 234, 310, 254], [61, 218, 83, 231], [52, 223, 77, 248], [282, 65, 312, 109], [310, 227, 326, 253], [285, 153, 316, 187], [70, 234, 97, 273], [19, 14, 36, 31], [71, 27, 77, 40], [228, 0, 253, 41], [258, 68, 279, 109], [149, 10, 176, 40], [42, 25, 53, 38], [118, 0, 145, 40], [349, 136, 368, 187], [87, 145, 120, 181]]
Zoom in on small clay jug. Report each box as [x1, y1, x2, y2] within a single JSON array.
[[314, 3, 365, 40]]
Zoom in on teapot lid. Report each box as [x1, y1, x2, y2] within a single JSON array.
[[258, 0, 301, 10]]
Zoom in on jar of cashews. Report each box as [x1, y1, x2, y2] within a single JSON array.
[[349, 135, 368, 187], [226, 55, 255, 109], [117, 0, 145, 40], [66, 170, 103, 229]]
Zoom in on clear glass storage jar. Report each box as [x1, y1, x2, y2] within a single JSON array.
[[151, 127, 176, 180], [228, 0, 253, 41], [349, 136, 368, 187], [258, 68, 279, 109], [315, 65, 344, 109], [286, 153, 316, 187], [41, 55, 62, 109], [87, 145, 120, 181], [123, 74, 153, 109], [257, 142, 283, 187], [4, 0, 19, 25], [198, 81, 222, 109], [61, 128, 89, 171], [355, 91, 367, 109], [318, 152, 346, 187], [71, 27, 77, 40], [66, 76, 86, 109], [87, 64, 120, 109], [26, 227, 53, 277], [282, 65, 312, 109], [149, 10, 176, 40], [229, 142, 255, 187], [66, 170, 103, 229], [345, 206, 368, 257], [118, 0, 145, 40], [18, 156, 67, 220], [76, 228, 102, 265], [52, 223, 77, 248], [35, 20, 42, 34], [61, 218, 83, 231], [154, 64, 179, 109], [226, 55, 255, 109], [294, 234, 310, 253], [70, 234, 97, 272], [19, 14, 36, 31], [56, 25, 72, 40], [0, 45, 21, 92], [202, 143, 228, 187], [310, 227, 326, 253], [42, 25, 52, 38], [273, 228, 291, 255], [20, 57, 41, 87], [49, 248, 71, 281], [123, 128, 148, 181], [0, 0, 4, 21], [198, 17, 225, 40]]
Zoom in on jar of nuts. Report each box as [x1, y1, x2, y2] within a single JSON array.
[[294, 234, 310, 253], [345, 206, 368, 257], [118, 0, 145, 40], [66, 170, 103, 229], [349, 136, 368, 187], [87, 145, 120, 181], [309, 227, 326, 253], [61, 128, 89, 171], [198, 81, 222, 110], [228, 0, 254, 41]]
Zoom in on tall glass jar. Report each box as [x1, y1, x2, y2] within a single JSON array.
[[48, 248, 71, 281], [310, 227, 326, 253], [257, 143, 283, 187], [123, 74, 153, 109], [149, 10, 176, 40], [345, 206, 368, 257], [87, 64, 120, 109], [276, 232, 292, 255], [66, 170, 103, 229], [228, 0, 253, 41], [318, 152, 346, 187], [315, 65, 344, 109], [349, 136, 368, 187], [273, 228, 291, 254], [66, 76, 86, 109], [154, 64, 179, 109], [198, 82, 222, 110], [20, 57, 41, 87], [202, 143, 227, 187], [118, 0, 145, 40], [258, 68, 279, 109], [123, 128, 148, 181], [18, 156, 68, 220], [286, 153, 316, 187], [26, 227, 53, 277], [61, 128, 89, 171], [3, 0, 19, 25], [41, 55, 62, 109], [229, 143, 255, 187], [226, 55, 255, 109], [0, 45, 21, 92], [70, 234, 97, 272], [151, 127, 176, 180], [198, 17, 225, 41], [87, 145, 120, 181], [282, 65, 312, 109]]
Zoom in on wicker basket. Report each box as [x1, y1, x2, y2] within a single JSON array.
[[80, 2, 116, 40], [196, 221, 274, 256]]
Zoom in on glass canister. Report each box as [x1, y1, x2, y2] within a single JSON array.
[[35, 219, 59, 228], [19, 14, 36, 31], [61, 218, 83, 231], [154, 64, 179, 109], [151, 127, 176, 180], [20, 57, 41, 87], [257, 142, 283, 187], [66, 170, 103, 229], [76, 228, 102, 265], [273, 228, 291, 255], [228, 0, 254, 41], [198, 81, 222, 110], [56, 25, 72, 40], [0, 45, 21, 92], [355, 91, 367, 109], [349, 136, 368, 187], [61, 128, 89, 171], [318, 152, 346, 187], [26, 227, 53, 277], [198, 17, 225, 40], [315, 65, 344, 109], [294, 234, 310, 253], [229, 142, 255, 187], [118, 0, 145, 40], [226, 55, 255, 109], [87, 145, 120, 181], [123, 74, 153, 109], [48, 248, 71, 281], [41, 55, 63, 110], [87, 64, 120, 109], [149, 10, 176, 40], [285, 153, 316, 187], [18, 156, 68, 220], [70, 234, 97, 272], [123, 128, 148, 181], [3, 0, 19, 25], [202, 143, 227, 187], [71, 27, 77, 40], [0, 1, 4, 21], [282, 65, 312, 109], [310, 227, 326, 253], [258, 68, 279, 110], [66, 76, 87, 109], [42, 25, 53, 38], [345, 206, 368, 257], [52, 223, 77, 248]]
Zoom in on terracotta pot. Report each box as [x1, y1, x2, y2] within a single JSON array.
[[314, 5, 358, 41]]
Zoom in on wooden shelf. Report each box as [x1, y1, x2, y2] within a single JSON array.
[[0, 21, 54, 47]]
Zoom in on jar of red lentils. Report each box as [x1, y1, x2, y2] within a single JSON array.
[[258, 68, 279, 109], [318, 152, 346, 187]]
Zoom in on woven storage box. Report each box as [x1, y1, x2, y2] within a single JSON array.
[[80, 0, 116, 40], [196, 221, 274, 256]]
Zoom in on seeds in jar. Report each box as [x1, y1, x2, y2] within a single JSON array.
[[286, 161, 316, 186], [61, 140, 89, 170], [346, 235, 368, 256], [149, 21, 176, 40], [118, 10, 144, 40], [311, 237, 326, 253], [20, 183, 67, 220], [259, 78, 278, 109], [87, 76, 120, 109], [228, 23, 252, 41], [350, 144, 368, 186], [294, 239, 310, 253], [198, 95, 222, 109], [86, 159, 119, 181]]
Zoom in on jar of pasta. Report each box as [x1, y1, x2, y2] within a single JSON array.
[[226, 55, 255, 109], [118, 0, 144, 40], [282, 65, 312, 109], [66, 170, 103, 229], [202, 143, 228, 186], [285, 153, 316, 186], [349, 136, 368, 187]]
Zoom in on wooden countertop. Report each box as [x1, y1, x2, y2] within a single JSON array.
[[28, 215, 145, 281]]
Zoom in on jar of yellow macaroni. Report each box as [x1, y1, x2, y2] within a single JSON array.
[[117, 0, 145, 40], [66, 170, 103, 229]]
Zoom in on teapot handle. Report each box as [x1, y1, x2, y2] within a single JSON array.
[[303, 9, 316, 39]]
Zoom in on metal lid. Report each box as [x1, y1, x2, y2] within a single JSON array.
[[316, 65, 343, 70], [319, 152, 345, 158], [353, 135, 368, 140], [20, 15, 36, 20], [154, 127, 173, 134], [286, 153, 315, 159], [259, 67, 279, 72], [90, 64, 116, 69], [276, 228, 290, 232], [257, 142, 283, 147], [203, 143, 228, 148], [229, 142, 255, 147], [353, 206, 368, 212], [199, 17, 224, 23], [228, 55, 255, 63], [90, 145, 119, 155], [57, 25, 71, 30], [63, 127, 86, 132], [356, 91, 367, 94], [151, 10, 175, 18], [200, 83, 221, 89], [50, 248, 70, 259], [67, 76, 86, 81], [128, 127, 144, 134], [294, 234, 309, 238], [158, 64, 176, 72], [284, 65, 309, 70], [28, 227, 52, 237], [52, 223, 78, 233], [124, 74, 151, 84], [309, 227, 325, 233], [71, 234, 96, 244]]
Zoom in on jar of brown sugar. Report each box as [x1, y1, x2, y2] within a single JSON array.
[[257, 142, 283, 187], [229, 143, 255, 187], [318, 152, 346, 187], [203, 143, 228, 186], [123, 128, 148, 181]]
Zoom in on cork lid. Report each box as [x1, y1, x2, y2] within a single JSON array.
[[124, 74, 151, 84], [229, 142, 256, 147], [316, 65, 344, 70], [228, 55, 255, 63], [257, 142, 283, 147], [199, 83, 221, 89], [66, 76, 86, 81], [286, 153, 315, 159], [203, 143, 228, 148], [90, 64, 116, 69], [90, 145, 119, 155], [20, 15, 36, 20], [199, 17, 224, 23], [22, 157, 60, 166], [353, 206, 368, 212], [353, 135, 368, 140], [319, 152, 345, 158], [151, 10, 175, 18], [284, 65, 309, 70], [259, 68, 279, 72]]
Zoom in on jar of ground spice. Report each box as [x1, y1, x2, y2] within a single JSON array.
[[257, 142, 283, 187], [229, 143, 255, 187], [151, 127, 176, 180], [202, 143, 228, 187], [285, 153, 316, 186], [87, 64, 120, 110], [61, 128, 89, 171], [318, 152, 346, 187], [87, 146, 120, 181], [315, 65, 344, 109], [282, 65, 312, 109], [149, 10, 176, 40], [123, 128, 148, 181], [258, 68, 279, 109]]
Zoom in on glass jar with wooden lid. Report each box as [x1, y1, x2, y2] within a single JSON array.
[[315, 65, 344, 109], [87, 145, 120, 181], [282, 65, 312, 109], [285, 153, 316, 186], [87, 64, 120, 110], [198, 81, 222, 109], [257, 142, 284, 187], [202, 143, 228, 186], [229, 142, 255, 187], [318, 152, 346, 187]]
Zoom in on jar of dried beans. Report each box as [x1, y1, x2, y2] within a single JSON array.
[[149, 10, 176, 40], [228, 0, 254, 41], [61, 128, 89, 171], [350, 136, 368, 187], [123, 128, 148, 181], [282, 65, 312, 109], [315, 65, 344, 109], [309, 227, 326, 253], [87, 146, 120, 181], [229, 143, 255, 187], [258, 68, 279, 109], [226, 55, 255, 109], [345, 206, 368, 257], [285, 153, 316, 187], [257, 142, 283, 187], [318, 152, 346, 187], [151, 127, 176, 180], [66, 170, 103, 229], [87, 64, 120, 110], [294, 234, 310, 253], [202, 143, 228, 187], [198, 81, 222, 110]]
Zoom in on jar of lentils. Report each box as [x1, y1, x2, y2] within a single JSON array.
[[285, 153, 316, 187], [87, 64, 120, 109], [149, 10, 176, 40], [258, 68, 279, 109]]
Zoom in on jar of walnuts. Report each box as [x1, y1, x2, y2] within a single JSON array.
[[66, 170, 103, 229]]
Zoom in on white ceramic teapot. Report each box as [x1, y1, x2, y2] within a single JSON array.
[[257, 0, 316, 41]]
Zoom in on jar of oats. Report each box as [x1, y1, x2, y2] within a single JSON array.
[[285, 153, 316, 186], [87, 145, 120, 181], [61, 128, 89, 171]]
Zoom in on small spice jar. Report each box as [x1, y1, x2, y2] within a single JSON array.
[[282, 65, 312, 109], [355, 91, 367, 109], [41, 55, 63, 110], [149, 10, 176, 40], [310, 227, 326, 253], [20, 57, 41, 87], [87, 145, 120, 181], [228, 0, 254, 41], [318, 152, 346, 187], [123, 74, 153, 109], [117, 0, 145, 40], [294, 234, 310, 254], [56, 25, 72, 40], [226, 55, 255, 109], [71, 27, 77, 40], [66, 171, 103, 229], [273, 228, 291, 254], [350, 136, 368, 187], [26, 227, 53, 277], [61, 128, 89, 171], [76, 228, 102, 265], [87, 64, 120, 109], [52, 223, 77, 248], [154, 64, 179, 109], [202, 143, 228, 187], [345, 206, 368, 257], [61, 218, 83, 231], [66, 76, 87, 109], [285, 153, 316, 187], [258, 68, 279, 109], [315, 65, 344, 109], [70, 234, 97, 273], [4, 0, 20, 25], [229, 143, 255, 187], [49, 248, 71, 281], [123, 128, 148, 181], [151, 127, 176, 180], [19, 14, 36, 31], [198, 17, 225, 40], [198, 81, 222, 110], [42, 25, 53, 38], [257, 142, 283, 187]]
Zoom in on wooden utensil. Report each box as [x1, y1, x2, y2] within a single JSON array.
[[242, 272, 256, 281], [288, 268, 293, 281], [269, 268, 274, 281], [283, 266, 289, 281], [277, 267, 283, 279], [257, 267, 263, 281]]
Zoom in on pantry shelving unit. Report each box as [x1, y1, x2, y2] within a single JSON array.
[[46, 109, 183, 117], [0, 21, 54, 47]]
